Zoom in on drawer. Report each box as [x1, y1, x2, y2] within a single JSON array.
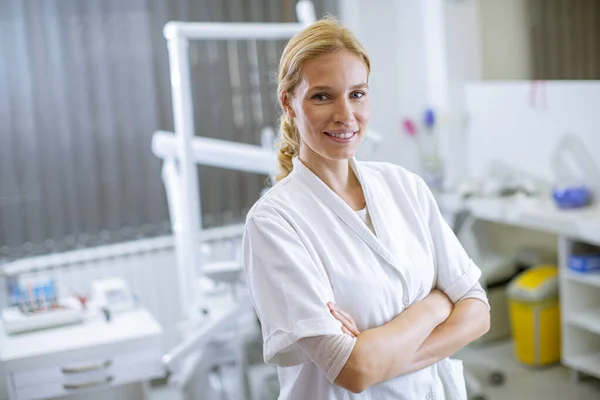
[[15, 358, 162, 400], [11, 348, 162, 390]]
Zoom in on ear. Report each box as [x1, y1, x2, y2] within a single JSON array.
[[280, 92, 296, 118]]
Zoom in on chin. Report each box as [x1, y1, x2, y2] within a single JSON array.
[[324, 149, 357, 161]]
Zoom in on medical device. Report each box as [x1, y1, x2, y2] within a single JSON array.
[[2, 279, 84, 335], [88, 277, 137, 313]]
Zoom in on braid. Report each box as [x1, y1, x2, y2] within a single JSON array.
[[275, 114, 300, 181]]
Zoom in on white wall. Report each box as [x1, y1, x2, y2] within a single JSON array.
[[340, 0, 446, 174], [339, 0, 414, 170], [339, 0, 537, 184], [442, 0, 483, 184], [339, 0, 534, 183], [339, 0, 482, 184]]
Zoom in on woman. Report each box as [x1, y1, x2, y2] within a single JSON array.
[[243, 17, 490, 400]]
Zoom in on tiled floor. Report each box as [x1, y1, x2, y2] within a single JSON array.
[[151, 340, 600, 400]]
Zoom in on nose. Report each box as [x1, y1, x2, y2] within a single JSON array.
[[333, 98, 355, 125]]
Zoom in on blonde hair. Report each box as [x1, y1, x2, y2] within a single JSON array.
[[274, 17, 371, 181]]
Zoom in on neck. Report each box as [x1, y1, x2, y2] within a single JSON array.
[[298, 148, 363, 208]]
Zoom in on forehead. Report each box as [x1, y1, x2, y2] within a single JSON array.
[[299, 50, 368, 89]]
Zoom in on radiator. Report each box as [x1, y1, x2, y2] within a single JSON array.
[[1, 223, 245, 351]]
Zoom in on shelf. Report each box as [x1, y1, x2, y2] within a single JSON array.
[[563, 353, 600, 379], [467, 198, 508, 223], [566, 310, 600, 335], [437, 193, 600, 244], [437, 192, 600, 381], [566, 270, 600, 288]]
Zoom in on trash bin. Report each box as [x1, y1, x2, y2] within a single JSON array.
[[507, 265, 561, 366]]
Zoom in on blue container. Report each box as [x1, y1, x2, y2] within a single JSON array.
[[568, 253, 600, 273], [552, 186, 590, 209]]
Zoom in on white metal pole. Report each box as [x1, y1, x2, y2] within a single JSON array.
[[161, 159, 189, 324], [167, 36, 202, 320], [296, 0, 316, 25], [159, 0, 317, 323], [164, 22, 307, 40], [152, 131, 278, 175]]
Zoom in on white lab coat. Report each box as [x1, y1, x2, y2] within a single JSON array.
[[243, 157, 482, 400]]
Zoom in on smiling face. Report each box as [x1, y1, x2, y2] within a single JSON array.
[[282, 49, 371, 165]]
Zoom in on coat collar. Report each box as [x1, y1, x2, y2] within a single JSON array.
[[291, 157, 397, 266]]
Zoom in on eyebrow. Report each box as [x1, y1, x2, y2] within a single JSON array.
[[308, 83, 369, 91]]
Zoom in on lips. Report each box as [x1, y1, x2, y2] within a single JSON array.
[[324, 131, 357, 139]]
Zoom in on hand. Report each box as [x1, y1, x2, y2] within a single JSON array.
[[327, 302, 360, 337], [425, 289, 454, 323]]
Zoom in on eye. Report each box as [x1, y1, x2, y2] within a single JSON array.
[[311, 93, 329, 101], [351, 91, 366, 99]]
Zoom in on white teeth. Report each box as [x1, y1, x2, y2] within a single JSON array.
[[328, 132, 354, 139]]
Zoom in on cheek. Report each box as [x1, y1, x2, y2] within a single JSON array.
[[356, 102, 371, 123], [301, 106, 329, 130]]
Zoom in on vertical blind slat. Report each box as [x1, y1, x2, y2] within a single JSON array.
[[529, 0, 600, 80]]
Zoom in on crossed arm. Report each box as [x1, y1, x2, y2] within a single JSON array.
[[330, 290, 490, 393]]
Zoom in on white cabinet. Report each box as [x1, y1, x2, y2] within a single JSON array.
[[1, 308, 163, 400], [438, 194, 600, 379], [559, 237, 600, 381]]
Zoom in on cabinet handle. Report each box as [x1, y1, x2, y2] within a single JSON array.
[[63, 376, 113, 390], [61, 360, 112, 374]]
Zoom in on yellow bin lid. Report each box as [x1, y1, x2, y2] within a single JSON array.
[[508, 265, 558, 302]]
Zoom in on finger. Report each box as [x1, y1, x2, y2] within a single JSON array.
[[331, 307, 360, 335], [331, 309, 349, 325], [341, 326, 355, 337], [331, 310, 350, 325], [335, 307, 356, 325], [330, 309, 350, 327], [346, 322, 360, 337], [331, 310, 360, 336], [329, 302, 348, 317], [328, 303, 360, 335]]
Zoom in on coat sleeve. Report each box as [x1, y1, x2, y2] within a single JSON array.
[[415, 176, 483, 304], [243, 213, 344, 367]]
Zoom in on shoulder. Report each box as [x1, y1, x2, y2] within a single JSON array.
[[245, 173, 304, 225], [357, 160, 425, 194], [243, 176, 311, 259], [357, 160, 436, 219]]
